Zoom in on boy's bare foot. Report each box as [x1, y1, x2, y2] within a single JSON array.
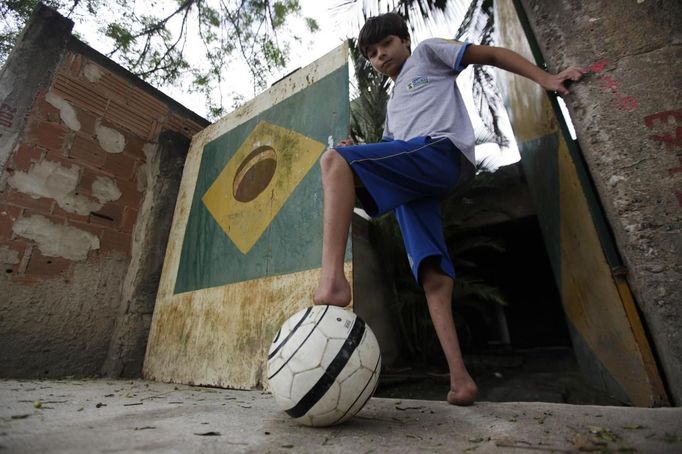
[[313, 275, 351, 307], [447, 380, 478, 406]]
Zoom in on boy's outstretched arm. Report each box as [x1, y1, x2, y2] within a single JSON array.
[[461, 44, 584, 96]]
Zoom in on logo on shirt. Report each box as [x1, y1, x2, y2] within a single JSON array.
[[407, 76, 429, 92]]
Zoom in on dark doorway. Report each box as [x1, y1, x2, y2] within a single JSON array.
[[373, 207, 624, 405]]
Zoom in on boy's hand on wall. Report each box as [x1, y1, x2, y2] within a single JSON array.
[[542, 67, 585, 96]]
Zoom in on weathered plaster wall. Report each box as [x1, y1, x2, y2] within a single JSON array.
[[101, 131, 190, 378], [520, 0, 681, 404], [0, 6, 207, 378]]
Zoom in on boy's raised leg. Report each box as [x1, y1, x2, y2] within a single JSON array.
[[421, 259, 478, 405], [313, 149, 355, 307]]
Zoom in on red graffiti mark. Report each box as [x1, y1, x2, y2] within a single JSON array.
[[618, 95, 638, 112], [644, 110, 682, 128], [650, 126, 682, 149], [0, 104, 16, 128], [644, 110, 682, 207], [587, 64, 638, 113], [585, 60, 609, 74], [599, 75, 619, 91], [0, 102, 16, 128], [669, 157, 682, 175]]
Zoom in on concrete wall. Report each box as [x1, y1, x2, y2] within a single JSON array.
[[0, 6, 207, 378], [519, 0, 681, 404]]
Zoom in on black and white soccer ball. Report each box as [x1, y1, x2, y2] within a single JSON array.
[[267, 305, 381, 427]]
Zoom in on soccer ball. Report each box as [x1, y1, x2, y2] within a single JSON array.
[[267, 305, 381, 427]]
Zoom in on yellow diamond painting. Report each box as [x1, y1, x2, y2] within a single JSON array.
[[202, 121, 325, 254]]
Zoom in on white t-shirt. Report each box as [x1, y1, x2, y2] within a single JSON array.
[[383, 38, 475, 169]]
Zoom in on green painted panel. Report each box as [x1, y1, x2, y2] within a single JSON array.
[[518, 132, 561, 292], [174, 66, 350, 294]]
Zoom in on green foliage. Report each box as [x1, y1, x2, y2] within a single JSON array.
[[348, 38, 390, 143], [305, 17, 319, 32], [0, 0, 317, 119], [104, 23, 133, 52]]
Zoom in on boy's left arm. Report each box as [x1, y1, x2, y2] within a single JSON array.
[[461, 44, 584, 96]]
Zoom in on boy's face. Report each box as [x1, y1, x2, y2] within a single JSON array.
[[365, 35, 411, 80]]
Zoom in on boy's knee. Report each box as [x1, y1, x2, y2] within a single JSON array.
[[420, 259, 452, 294], [320, 148, 347, 173]]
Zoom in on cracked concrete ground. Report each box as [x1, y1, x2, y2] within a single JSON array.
[[1, 379, 681, 453]]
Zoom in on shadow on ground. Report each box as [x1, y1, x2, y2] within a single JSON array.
[[376, 347, 624, 405]]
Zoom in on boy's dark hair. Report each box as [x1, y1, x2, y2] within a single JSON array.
[[358, 13, 410, 59]]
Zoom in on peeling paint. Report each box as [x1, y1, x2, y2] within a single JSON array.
[[45, 91, 80, 131], [92, 175, 121, 203], [9, 159, 78, 199], [137, 143, 158, 192], [12, 214, 100, 261], [83, 63, 103, 83], [608, 175, 627, 187], [0, 246, 20, 264], [95, 120, 125, 154], [136, 164, 147, 192], [142, 143, 157, 160], [7, 160, 120, 215]]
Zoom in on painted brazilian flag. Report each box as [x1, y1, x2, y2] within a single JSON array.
[[174, 64, 349, 294]]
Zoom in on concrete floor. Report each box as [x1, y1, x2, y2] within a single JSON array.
[[1, 379, 681, 453]]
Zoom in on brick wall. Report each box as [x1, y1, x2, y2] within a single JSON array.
[[0, 5, 209, 378], [1, 50, 204, 282]]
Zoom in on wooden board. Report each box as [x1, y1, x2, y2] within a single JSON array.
[[144, 43, 351, 389]]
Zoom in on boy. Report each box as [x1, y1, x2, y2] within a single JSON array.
[[313, 13, 584, 406]]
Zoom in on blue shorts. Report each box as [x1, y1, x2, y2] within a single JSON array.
[[335, 136, 463, 283]]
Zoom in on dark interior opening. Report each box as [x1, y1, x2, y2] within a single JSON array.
[[372, 206, 624, 405]]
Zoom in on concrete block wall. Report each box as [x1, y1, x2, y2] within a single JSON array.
[[0, 6, 207, 377], [519, 0, 681, 404]]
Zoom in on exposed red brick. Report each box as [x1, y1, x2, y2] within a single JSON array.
[[23, 247, 73, 278], [121, 207, 139, 234], [115, 177, 143, 208], [96, 71, 131, 103], [90, 202, 124, 228], [0, 205, 22, 241], [0, 239, 28, 276], [5, 190, 54, 213], [104, 98, 154, 138], [164, 113, 205, 138], [72, 105, 99, 136], [9, 144, 43, 172], [22, 209, 69, 228], [24, 119, 68, 152], [64, 52, 82, 77], [51, 204, 90, 224], [42, 151, 78, 174], [123, 134, 148, 160], [31, 92, 61, 123], [102, 151, 137, 180], [128, 86, 168, 120], [77, 166, 106, 197], [69, 133, 107, 168], [100, 229, 131, 256], [167, 114, 184, 133], [53, 73, 108, 116], [44, 148, 70, 164], [149, 120, 162, 140], [68, 219, 104, 239], [185, 118, 205, 137]]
